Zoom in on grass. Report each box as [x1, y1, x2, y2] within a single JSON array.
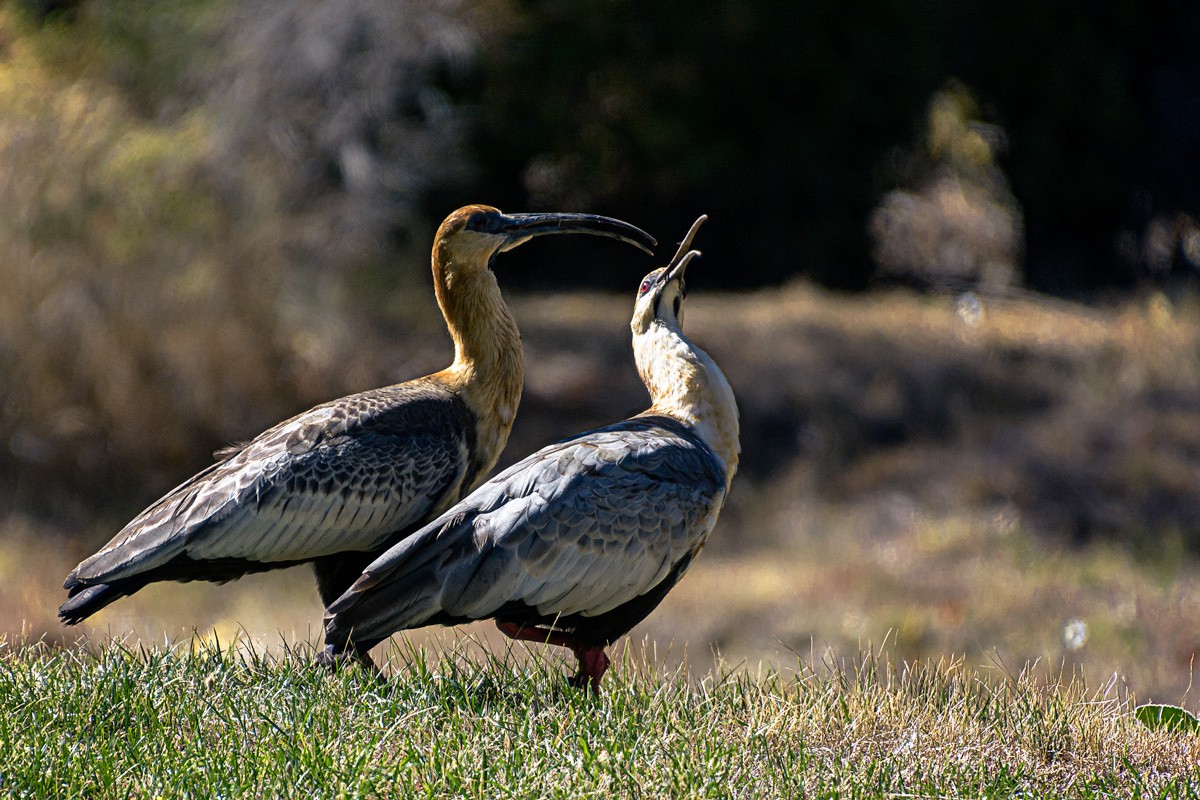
[[0, 638, 1196, 798], [6, 284, 1200, 795], [7, 285, 1200, 721], [11, 497, 1200, 710]]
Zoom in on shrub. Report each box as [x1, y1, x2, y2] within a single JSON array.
[[870, 84, 1023, 292]]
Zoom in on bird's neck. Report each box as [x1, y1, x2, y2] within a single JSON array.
[[431, 247, 525, 475], [634, 321, 740, 485]]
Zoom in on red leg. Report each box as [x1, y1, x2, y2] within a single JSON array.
[[497, 621, 577, 649], [568, 647, 610, 691], [496, 621, 610, 691]]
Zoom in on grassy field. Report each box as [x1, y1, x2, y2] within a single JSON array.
[[0, 639, 1196, 798], [10, 285, 1200, 697], [5, 285, 1200, 796]]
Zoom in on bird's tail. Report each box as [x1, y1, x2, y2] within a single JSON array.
[[58, 578, 134, 625], [322, 578, 443, 657], [322, 527, 458, 656]]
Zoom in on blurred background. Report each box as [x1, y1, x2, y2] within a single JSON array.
[[2, 0, 1199, 703]]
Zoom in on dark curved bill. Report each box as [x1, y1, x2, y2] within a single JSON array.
[[495, 213, 656, 255], [658, 249, 700, 289], [654, 214, 708, 288]]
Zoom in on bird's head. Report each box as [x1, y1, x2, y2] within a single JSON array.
[[436, 204, 656, 270], [631, 215, 707, 336]]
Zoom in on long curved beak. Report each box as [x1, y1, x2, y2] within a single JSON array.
[[495, 213, 656, 255], [655, 214, 708, 288], [658, 249, 700, 289]]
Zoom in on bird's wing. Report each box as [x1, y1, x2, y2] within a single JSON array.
[[71, 382, 476, 585], [328, 416, 726, 640]]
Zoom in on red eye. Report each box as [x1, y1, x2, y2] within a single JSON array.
[[639, 279, 651, 295]]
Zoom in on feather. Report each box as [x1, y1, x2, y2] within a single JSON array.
[[325, 415, 725, 646], [69, 382, 475, 585]]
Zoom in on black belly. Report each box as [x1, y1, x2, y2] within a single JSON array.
[[429, 553, 695, 647]]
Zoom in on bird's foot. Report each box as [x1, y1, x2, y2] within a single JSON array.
[[316, 644, 379, 676], [496, 621, 609, 692], [567, 647, 609, 693]]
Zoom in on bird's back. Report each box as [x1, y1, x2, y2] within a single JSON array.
[[325, 413, 727, 648], [67, 379, 480, 590]]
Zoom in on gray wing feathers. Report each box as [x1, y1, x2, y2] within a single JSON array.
[[330, 419, 725, 641], [73, 383, 472, 584]]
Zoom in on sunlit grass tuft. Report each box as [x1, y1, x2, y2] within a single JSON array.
[[0, 638, 1196, 797]]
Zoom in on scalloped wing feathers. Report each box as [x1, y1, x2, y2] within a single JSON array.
[[68, 381, 476, 587], [326, 415, 726, 644]]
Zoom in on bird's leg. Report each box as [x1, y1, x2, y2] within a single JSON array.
[[567, 647, 610, 692], [496, 620, 576, 648], [350, 645, 379, 674], [316, 642, 380, 675], [496, 621, 609, 691], [312, 552, 378, 610], [317, 620, 382, 679]]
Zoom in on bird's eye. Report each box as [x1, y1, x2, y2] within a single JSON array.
[[639, 279, 651, 296]]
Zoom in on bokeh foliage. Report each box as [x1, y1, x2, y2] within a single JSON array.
[[466, 0, 1199, 292], [4, 2, 1200, 707], [0, 2, 466, 512], [1, 0, 1198, 537], [14, 0, 1197, 292]]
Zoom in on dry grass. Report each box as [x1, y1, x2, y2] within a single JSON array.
[[8, 284, 1200, 713], [648, 502, 1200, 703], [512, 283, 1200, 545], [1, 638, 1196, 796], [0, 7, 452, 511], [10, 500, 1200, 710]]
